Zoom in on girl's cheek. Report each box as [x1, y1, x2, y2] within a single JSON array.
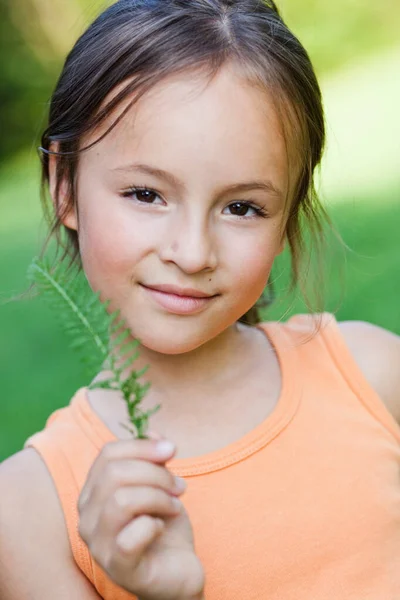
[[79, 194, 146, 258], [83, 226, 149, 275], [229, 233, 277, 281]]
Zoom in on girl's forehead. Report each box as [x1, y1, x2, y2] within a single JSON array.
[[83, 64, 286, 161]]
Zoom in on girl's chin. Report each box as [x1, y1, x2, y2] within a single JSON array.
[[127, 321, 220, 355], [137, 333, 210, 355]]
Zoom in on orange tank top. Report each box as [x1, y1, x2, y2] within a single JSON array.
[[24, 313, 400, 599]]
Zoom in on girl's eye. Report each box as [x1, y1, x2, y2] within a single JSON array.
[[122, 186, 162, 204], [225, 201, 269, 219]]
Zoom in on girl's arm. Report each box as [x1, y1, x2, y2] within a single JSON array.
[[0, 449, 103, 600], [339, 320, 400, 423]]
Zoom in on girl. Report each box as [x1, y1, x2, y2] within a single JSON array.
[[1, 1, 400, 599]]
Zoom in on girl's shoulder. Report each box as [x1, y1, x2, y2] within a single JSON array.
[[337, 319, 400, 424], [0, 448, 102, 599]]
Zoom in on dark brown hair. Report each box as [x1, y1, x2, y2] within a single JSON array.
[[39, 0, 332, 325]]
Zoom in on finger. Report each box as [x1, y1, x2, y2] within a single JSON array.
[[97, 486, 182, 540], [78, 438, 177, 512], [90, 515, 164, 579], [80, 482, 181, 546], [103, 459, 187, 496], [114, 515, 164, 562], [79, 457, 186, 529], [101, 438, 177, 464]]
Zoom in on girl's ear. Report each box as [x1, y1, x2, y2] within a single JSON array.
[[48, 144, 78, 231]]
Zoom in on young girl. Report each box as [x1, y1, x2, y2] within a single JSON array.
[[1, 0, 400, 598]]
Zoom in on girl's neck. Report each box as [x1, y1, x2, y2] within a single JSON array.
[[131, 321, 254, 396], [88, 321, 280, 446]]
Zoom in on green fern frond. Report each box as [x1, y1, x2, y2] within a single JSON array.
[[27, 256, 160, 439]]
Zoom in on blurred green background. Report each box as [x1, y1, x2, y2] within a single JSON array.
[[1, 0, 399, 460]]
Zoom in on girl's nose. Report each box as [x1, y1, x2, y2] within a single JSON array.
[[159, 215, 217, 274]]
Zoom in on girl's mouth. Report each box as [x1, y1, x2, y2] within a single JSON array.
[[140, 284, 217, 315]]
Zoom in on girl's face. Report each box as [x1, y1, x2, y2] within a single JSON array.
[[57, 64, 289, 354]]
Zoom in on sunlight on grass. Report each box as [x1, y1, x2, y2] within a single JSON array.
[[319, 45, 400, 201]]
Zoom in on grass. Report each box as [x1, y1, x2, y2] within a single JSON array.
[[0, 154, 87, 459]]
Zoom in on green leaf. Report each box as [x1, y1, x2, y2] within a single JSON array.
[[27, 257, 112, 376], [27, 256, 157, 438]]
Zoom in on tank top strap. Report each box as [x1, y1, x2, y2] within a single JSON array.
[[256, 311, 334, 366], [23, 393, 97, 583], [316, 312, 400, 443]]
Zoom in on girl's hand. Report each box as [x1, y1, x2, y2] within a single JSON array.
[[77, 437, 205, 600]]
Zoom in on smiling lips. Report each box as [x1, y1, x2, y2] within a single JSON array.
[[140, 283, 218, 315], [144, 283, 215, 298]]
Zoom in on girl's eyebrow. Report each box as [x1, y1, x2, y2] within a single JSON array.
[[112, 162, 283, 199]]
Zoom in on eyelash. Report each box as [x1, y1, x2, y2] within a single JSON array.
[[121, 186, 269, 219]]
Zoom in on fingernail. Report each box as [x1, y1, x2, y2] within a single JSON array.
[[156, 440, 175, 457]]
